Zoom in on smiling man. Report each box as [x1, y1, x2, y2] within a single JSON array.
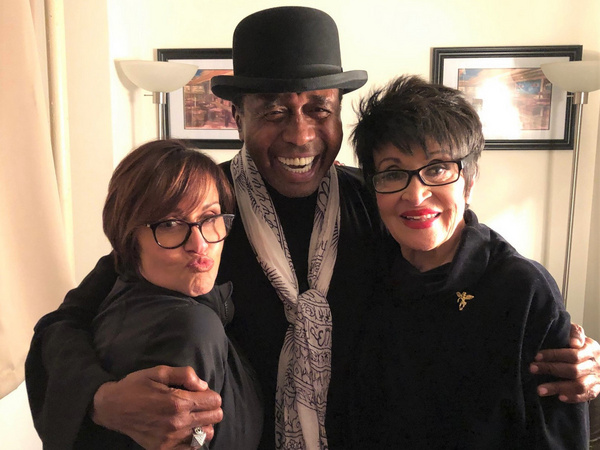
[[26, 6, 600, 450], [231, 91, 342, 198]]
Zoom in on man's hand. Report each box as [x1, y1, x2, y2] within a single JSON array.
[[92, 365, 223, 449], [530, 323, 600, 403]]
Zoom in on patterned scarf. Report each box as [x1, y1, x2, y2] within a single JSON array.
[[231, 147, 339, 449]]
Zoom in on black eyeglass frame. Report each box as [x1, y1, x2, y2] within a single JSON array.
[[146, 214, 235, 249], [371, 158, 467, 194]]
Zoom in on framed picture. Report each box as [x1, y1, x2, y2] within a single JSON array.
[[431, 46, 582, 150], [157, 48, 241, 149]]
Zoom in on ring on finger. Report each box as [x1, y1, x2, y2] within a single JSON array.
[[191, 426, 207, 448]]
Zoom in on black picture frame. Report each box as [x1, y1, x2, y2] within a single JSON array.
[[157, 48, 241, 149], [431, 45, 582, 150]]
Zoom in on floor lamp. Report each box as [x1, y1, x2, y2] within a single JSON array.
[[540, 60, 600, 305], [119, 60, 197, 139]]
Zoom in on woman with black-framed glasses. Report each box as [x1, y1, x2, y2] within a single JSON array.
[[88, 139, 263, 449], [347, 75, 589, 449]]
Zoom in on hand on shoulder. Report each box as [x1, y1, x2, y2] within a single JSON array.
[[530, 323, 600, 403]]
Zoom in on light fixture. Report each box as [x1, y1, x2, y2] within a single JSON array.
[[119, 60, 198, 139], [540, 60, 600, 305]]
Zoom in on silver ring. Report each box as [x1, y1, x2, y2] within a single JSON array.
[[191, 427, 207, 448]]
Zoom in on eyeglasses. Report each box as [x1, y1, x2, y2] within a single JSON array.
[[372, 159, 465, 194], [146, 214, 235, 249]]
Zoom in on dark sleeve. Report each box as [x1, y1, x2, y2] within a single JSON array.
[[25, 254, 119, 450], [132, 302, 229, 390], [520, 264, 589, 449], [146, 304, 263, 450], [96, 299, 264, 450]]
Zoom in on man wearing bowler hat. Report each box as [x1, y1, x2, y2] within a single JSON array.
[[209, 7, 376, 449], [25, 6, 600, 450]]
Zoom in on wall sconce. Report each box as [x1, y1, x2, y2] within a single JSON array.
[[540, 60, 600, 305], [119, 60, 197, 139]]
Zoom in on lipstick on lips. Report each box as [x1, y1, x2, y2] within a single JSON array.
[[187, 256, 214, 272], [400, 208, 441, 229]]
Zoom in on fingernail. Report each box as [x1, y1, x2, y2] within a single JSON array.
[[530, 364, 539, 373], [538, 387, 548, 395], [559, 395, 568, 402], [534, 353, 543, 361]]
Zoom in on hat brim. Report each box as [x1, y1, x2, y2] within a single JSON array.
[[211, 70, 368, 101]]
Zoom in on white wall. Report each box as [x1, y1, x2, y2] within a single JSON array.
[[4, 0, 599, 447], [0, 384, 40, 449]]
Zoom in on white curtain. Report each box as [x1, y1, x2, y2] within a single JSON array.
[[0, 0, 74, 398]]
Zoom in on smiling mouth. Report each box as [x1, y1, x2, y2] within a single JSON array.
[[401, 213, 440, 221], [277, 156, 315, 174]]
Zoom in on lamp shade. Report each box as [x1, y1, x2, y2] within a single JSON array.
[[119, 60, 197, 93], [540, 60, 600, 93]]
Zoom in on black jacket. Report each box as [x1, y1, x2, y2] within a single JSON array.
[[28, 279, 263, 450]]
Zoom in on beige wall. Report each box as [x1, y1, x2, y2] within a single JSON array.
[[4, 0, 599, 448]]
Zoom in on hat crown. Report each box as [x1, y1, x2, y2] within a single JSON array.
[[210, 6, 367, 101], [232, 7, 342, 79]]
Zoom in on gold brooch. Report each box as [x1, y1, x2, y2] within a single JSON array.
[[456, 291, 474, 310]]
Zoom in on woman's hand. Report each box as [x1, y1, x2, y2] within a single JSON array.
[[92, 365, 223, 449], [530, 323, 600, 403]]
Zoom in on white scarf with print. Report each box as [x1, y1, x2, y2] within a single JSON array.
[[231, 147, 339, 449]]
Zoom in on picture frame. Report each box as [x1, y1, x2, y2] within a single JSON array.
[[157, 48, 241, 149], [431, 45, 582, 150]]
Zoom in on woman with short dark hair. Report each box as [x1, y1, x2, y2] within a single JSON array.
[[89, 139, 262, 449], [351, 75, 589, 449]]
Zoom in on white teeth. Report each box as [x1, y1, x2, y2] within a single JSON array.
[[277, 156, 315, 173], [403, 213, 439, 221]]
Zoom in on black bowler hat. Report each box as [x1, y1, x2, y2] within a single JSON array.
[[211, 6, 368, 101]]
